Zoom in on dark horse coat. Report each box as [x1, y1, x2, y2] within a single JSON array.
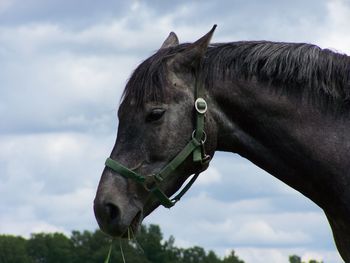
[[94, 26, 350, 261]]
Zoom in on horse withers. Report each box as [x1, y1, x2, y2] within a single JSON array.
[[94, 26, 350, 261]]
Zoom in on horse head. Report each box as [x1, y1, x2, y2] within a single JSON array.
[[94, 26, 217, 237]]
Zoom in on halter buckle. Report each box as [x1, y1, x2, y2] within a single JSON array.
[[192, 130, 207, 143], [143, 174, 163, 192]]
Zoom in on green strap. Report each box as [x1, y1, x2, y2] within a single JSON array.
[[193, 114, 205, 162], [148, 138, 202, 208], [151, 172, 201, 208], [151, 188, 175, 208], [171, 172, 200, 203], [105, 158, 145, 184], [193, 98, 206, 162], [193, 73, 207, 163], [105, 138, 203, 208], [156, 138, 201, 180], [105, 138, 202, 208]]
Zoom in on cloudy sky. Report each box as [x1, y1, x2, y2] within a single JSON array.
[[1, 1, 349, 262]]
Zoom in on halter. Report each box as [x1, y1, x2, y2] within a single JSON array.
[[105, 79, 210, 208]]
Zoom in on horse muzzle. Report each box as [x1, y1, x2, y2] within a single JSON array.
[[94, 196, 143, 237], [93, 169, 144, 237]]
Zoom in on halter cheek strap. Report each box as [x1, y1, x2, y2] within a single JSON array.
[[105, 81, 211, 208]]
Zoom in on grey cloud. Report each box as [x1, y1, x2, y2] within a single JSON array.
[[145, 192, 336, 250], [0, 48, 127, 134], [0, 132, 113, 233], [0, 0, 130, 28], [1, 1, 348, 262], [142, 0, 329, 42]]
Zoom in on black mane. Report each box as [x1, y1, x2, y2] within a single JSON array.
[[122, 41, 350, 110]]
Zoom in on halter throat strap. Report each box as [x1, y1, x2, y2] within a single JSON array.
[[105, 79, 210, 208]]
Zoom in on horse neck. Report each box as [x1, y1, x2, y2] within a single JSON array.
[[208, 78, 350, 212]]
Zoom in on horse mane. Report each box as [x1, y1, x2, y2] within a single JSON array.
[[204, 41, 350, 107], [122, 41, 350, 111]]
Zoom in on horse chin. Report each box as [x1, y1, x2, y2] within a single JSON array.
[[120, 201, 159, 238], [143, 199, 162, 218], [121, 210, 143, 238]]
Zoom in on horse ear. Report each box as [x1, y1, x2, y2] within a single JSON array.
[[171, 25, 217, 69], [160, 32, 179, 49]]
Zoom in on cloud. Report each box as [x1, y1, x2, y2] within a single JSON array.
[[0, 132, 114, 235], [145, 168, 336, 248], [0, 214, 68, 238], [0, 11, 206, 135], [316, 0, 350, 54], [0, 0, 13, 13], [1, 1, 348, 262], [0, 185, 97, 236], [0, 132, 111, 194], [0, 0, 131, 27], [145, 185, 341, 262], [232, 220, 311, 245], [235, 247, 343, 263], [196, 166, 222, 185], [0, 23, 135, 134], [191, 153, 308, 203]]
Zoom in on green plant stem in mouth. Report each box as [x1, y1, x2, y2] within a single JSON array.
[[120, 239, 126, 263], [104, 241, 113, 263], [129, 226, 145, 254], [104, 227, 146, 263], [121, 211, 142, 238], [104, 239, 127, 263]]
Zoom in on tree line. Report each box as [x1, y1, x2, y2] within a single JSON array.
[[0, 224, 322, 263]]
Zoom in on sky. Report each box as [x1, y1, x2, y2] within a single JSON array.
[[0, 0, 349, 262]]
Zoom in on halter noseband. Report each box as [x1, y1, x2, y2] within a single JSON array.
[[104, 80, 210, 208]]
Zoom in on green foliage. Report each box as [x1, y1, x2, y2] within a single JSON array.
[[222, 250, 245, 263], [27, 232, 73, 263], [289, 255, 302, 263], [0, 235, 32, 263], [0, 225, 242, 263], [289, 254, 324, 263], [137, 225, 164, 262], [0, 226, 323, 263]]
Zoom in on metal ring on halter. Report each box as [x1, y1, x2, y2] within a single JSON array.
[[192, 130, 207, 143], [195, 98, 207, 114], [143, 175, 159, 192]]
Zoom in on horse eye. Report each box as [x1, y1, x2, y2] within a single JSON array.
[[146, 109, 165, 122]]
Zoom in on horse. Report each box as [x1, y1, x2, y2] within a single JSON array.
[[94, 26, 350, 261]]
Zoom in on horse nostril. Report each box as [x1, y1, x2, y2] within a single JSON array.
[[105, 203, 120, 221]]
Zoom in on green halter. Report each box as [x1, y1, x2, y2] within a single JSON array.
[[105, 80, 210, 208]]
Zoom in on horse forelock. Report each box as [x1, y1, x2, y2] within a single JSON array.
[[120, 44, 190, 108]]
